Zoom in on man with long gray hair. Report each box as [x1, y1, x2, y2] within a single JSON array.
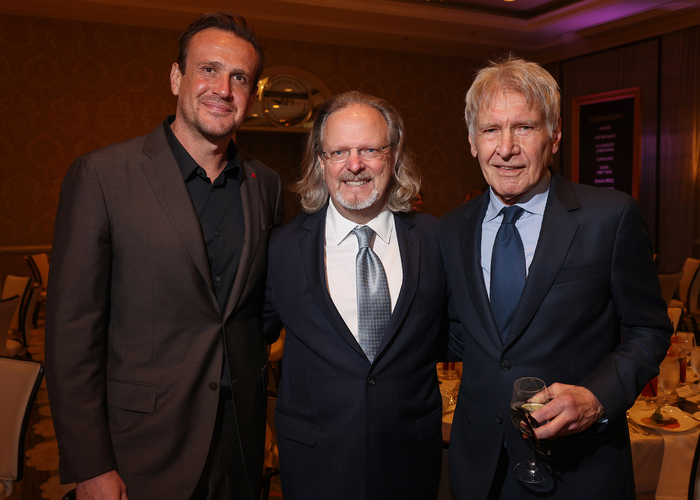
[[264, 91, 448, 499]]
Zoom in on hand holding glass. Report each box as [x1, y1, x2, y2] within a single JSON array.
[[510, 377, 551, 484]]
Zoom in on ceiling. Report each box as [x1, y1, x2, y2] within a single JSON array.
[[2, 0, 700, 62]]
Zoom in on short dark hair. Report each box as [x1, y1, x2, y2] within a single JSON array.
[[178, 12, 265, 91]]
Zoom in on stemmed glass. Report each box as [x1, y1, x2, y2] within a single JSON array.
[[510, 377, 551, 484], [691, 346, 700, 383], [658, 352, 680, 406]]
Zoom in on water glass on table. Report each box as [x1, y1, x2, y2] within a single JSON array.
[[658, 351, 681, 407], [691, 346, 700, 383]]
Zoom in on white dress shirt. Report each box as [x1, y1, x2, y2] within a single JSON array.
[[481, 172, 551, 297], [325, 202, 403, 341]]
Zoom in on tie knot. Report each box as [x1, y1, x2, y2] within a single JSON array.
[[353, 225, 375, 248], [500, 206, 524, 225]]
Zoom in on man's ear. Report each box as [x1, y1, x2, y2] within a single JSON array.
[[170, 63, 182, 97]]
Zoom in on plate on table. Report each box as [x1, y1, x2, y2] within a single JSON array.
[[629, 406, 699, 432]]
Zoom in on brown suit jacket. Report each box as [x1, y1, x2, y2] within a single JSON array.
[[45, 122, 284, 500]]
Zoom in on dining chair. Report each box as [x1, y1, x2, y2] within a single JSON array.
[[1, 275, 31, 337], [0, 296, 21, 358], [671, 258, 700, 334], [659, 272, 684, 306], [0, 357, 44, 500], [668, 306, 684, 334], [24, 254, 49, 327], [261, 392, 279, 500]]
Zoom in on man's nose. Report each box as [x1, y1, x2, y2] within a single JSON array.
[[214, 76, 232, 99], [497, 130, 520, 159], [345, 149, 364, 173]]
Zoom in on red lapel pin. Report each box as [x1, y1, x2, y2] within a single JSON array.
[[251, 173, 257, 179]]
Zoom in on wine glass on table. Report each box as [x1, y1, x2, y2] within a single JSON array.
[[658, 352, 681, 407], [510, 377, 552, 485], [691, 346, 700, 384]]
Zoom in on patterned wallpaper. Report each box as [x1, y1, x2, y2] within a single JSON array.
[[0, 13, 485, 247]]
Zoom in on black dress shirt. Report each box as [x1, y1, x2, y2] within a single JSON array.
[[164, 116, 244, 396]]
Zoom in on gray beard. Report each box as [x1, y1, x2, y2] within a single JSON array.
[[335, 186, 380, 211]]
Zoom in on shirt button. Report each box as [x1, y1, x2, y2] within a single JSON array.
[[366, 377, 376, 386], [215, 230, 220, 237], [209, 382, 218, 391], [496, 414, 503, 424], [215, 276, 221, 283], [501, 360, 511, 371], [211, 187, 215, 193]]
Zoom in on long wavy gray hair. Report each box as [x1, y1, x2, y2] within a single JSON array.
[[291, 91, 421, 213]]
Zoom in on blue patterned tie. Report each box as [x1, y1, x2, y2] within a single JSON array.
[[353, 226, 391, 362], [490, 206, 526, 341]]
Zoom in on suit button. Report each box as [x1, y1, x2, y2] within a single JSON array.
[[366, 377, 376, 386], [501, 360, 511, 371], [496, 414, 503, 424], [209, 382, 218, 391]]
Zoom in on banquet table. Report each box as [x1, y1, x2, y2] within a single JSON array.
[[439, 369, 700, 500]]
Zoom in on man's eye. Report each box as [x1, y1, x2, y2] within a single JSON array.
[[363, 148, 378, 154]]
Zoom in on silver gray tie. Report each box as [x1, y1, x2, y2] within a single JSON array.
[[353, 225, 391, 363]]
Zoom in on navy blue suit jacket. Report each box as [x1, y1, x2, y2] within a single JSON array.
[[264, 207, 448, 500], [439, 174, 672, 499]]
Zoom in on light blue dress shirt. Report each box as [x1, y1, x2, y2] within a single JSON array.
[[481, 172, 551, 298]]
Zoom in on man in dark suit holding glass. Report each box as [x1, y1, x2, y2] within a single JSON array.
[[440, 55, 672, 499]]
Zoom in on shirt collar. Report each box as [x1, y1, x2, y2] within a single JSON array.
[[326, 201, 394, 246], [163, 115, 241, 182], [485, 170, 551, 222]]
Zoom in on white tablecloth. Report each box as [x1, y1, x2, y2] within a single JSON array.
[[630, 399, 700, 500]]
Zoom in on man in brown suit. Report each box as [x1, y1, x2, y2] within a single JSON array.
[[45, 12, 283, 500]]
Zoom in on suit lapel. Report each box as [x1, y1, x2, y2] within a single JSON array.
[[140, 126, 217, 304], [374, 213, 419, 360], [506, 175, 580, 346], [458, 196, 504, 349], [223, 157, 261, 320], [300, 207, 367, 359]]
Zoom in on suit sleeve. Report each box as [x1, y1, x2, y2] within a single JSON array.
[[261, 169, 284, 345], [45, 155, 118, 483], [580, 197, 672, 422]]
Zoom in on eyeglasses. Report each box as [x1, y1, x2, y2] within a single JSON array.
[[321, 145, 391, 163], [511, 406, 551, 458]]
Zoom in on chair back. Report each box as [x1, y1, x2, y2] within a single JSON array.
[[0, 357, 44, 485], [679, 259, 700, 307], [688, 267, 700, 315], [0, 297, 20, 357], [1, 276, 31, 333], [659, 272, 684, 306], [19, 286, 39, 350], [668, 306, 684, 334], [29, 254, 49, 292]]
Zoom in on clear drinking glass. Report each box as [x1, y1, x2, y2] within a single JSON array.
[[691, 346, 700, 383], [510, 377, 551, 484], [658, 353, 681, 406]]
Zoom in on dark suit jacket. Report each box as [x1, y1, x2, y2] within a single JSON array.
[[264, 208, 448, 500], [45, 122, 284, 500], [439, 174, 672, 500]]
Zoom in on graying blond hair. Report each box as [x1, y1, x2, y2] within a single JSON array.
[[465, 55, 561, 139], [291, 91, 421, 213]]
